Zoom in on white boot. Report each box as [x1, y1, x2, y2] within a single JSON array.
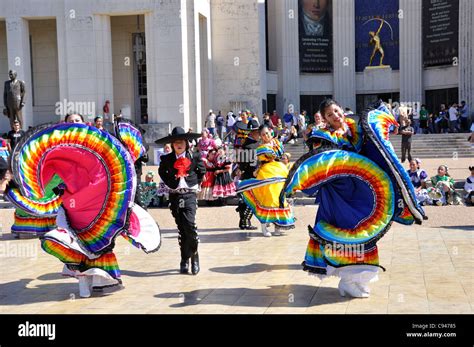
[[272, 225, 282, 236], [261, 223, 272, 237], [338, 279, 369, 298], [336, 265, 379, 298], [78, 276, 92, 298]]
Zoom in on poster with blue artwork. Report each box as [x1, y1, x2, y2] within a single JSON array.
[[355, 0, 399, 72]]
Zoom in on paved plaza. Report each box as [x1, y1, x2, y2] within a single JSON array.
[[0, 199, 472, 314]]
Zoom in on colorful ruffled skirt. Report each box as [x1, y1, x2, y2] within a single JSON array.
[[238, 161, 295, 228]]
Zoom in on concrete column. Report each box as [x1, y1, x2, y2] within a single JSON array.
[[332, 0, 356, 110], [56, 12, 69, 112], [459, 0, 474, 115], [210, 0, 264, 116], [145, 3, 185, 128], [5, 17, 33, 129], [275, 0, 300, 114], [399, 0, 423, 104], [257, 0, 267, 114], [94, 15, 114, 117], [62, 14, 97, 120]]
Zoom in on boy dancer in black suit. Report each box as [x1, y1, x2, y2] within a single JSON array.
[[156, 127, 205, 275]]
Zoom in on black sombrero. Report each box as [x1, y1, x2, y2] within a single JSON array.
[[154, 126, 202, 145], [234, 119, 260, 131]]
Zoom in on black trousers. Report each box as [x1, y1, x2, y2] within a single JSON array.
[[169, 192, 199, 260], [401, 142, 412, 163]]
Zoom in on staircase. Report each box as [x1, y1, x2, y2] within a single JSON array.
[[283, 133, 473, 161], [389, 133, 473, 158]]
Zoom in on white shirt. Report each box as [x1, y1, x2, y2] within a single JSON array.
[[449, 107, 458, 121], [227, 113, 236, 127]]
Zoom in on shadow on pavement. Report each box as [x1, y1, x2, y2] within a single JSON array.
[[154, 284, 348, 308], [209, 263, 301, 274]]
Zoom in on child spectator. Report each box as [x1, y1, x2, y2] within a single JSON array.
[[464, 166, 474, 206]]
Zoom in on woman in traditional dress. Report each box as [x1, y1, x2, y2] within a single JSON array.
[[282, 99, 426, 298], [237, 124, 295, 237], [5, 118, 161, 298]]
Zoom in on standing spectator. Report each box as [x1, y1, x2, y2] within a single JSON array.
[[197, 128, 216, 158], [283, 107, 294, 129], [216, 110, 225, 140], [435, 104, 449, 134], [448, 102, 459, 133], [205, 109, 216, 136], [411, 102, 420, 134], [270, 110, 280, 126], [226, 111, 236, 144], [292, 111, 300, 135], [102, 100, 110, 124], [297, 111, 307, 138], [418, 104, 429, 134], [458, 101, 469, 133], [399, 118, 414, 163], [6, 119, 25, 151]]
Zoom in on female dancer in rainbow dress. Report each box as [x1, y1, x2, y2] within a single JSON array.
[[237, 124, 295, 237], [5, 116, 161, 298], [282, 99, 426, 298]]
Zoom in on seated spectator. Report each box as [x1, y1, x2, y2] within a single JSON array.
[[142, 171, 159, 208], [407, 159, 431, 205], [279, 125, 290, 143], [464, 166, 474, 206], [430, 165, 462, 205]]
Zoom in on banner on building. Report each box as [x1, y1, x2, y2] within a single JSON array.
[[422, 0, 459, 67], [298, 0, 333, 73], [355, 0, 400, 72]]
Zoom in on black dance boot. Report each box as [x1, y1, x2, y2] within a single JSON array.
[[180, 258, 189, 274], [191, 252, 200, 275], [243, 208, 258, 230]]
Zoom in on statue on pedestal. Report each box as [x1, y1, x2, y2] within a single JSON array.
[[3, 70, 26, 129]]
